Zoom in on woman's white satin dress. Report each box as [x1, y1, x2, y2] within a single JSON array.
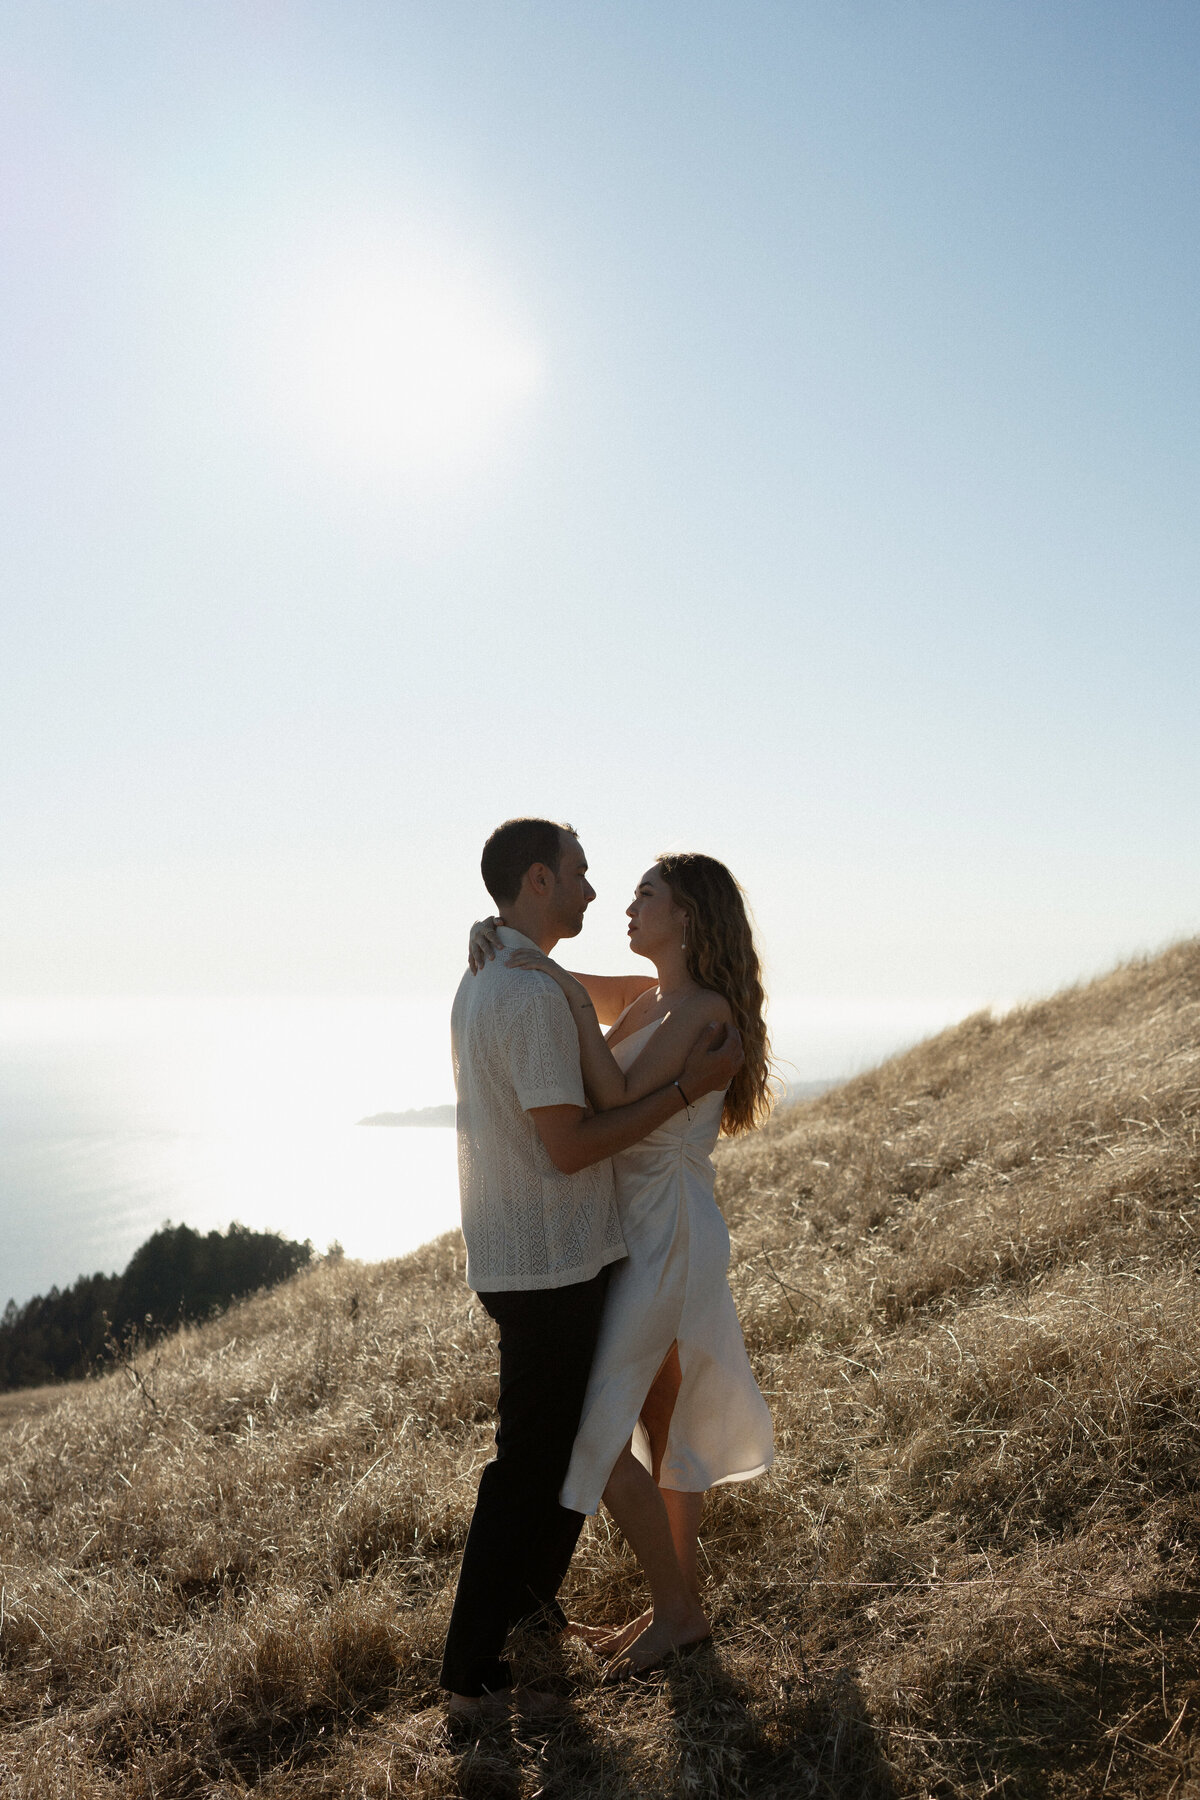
[[559, 1015, 774, 1514]]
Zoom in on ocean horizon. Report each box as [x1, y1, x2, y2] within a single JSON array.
[[0, 992, 985, 1312]]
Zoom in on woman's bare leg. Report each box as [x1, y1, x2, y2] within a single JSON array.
[[597, 1492, 704, 1658], [593, 1345, 685, 1656], [641, 1342, 682, 1485], [661, 1488, 704, 1597], [600, 1442, 709, 1672], [640, 1345, 707, 1605]]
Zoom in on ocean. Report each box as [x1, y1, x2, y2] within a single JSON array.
[[0, 993, 980, 1311]]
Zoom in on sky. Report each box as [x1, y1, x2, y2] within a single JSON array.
[[2, 1, 1197, 1012]]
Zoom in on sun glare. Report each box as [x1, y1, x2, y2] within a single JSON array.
[[279, 265, 542, 481]]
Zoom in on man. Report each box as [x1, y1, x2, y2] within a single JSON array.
[[441, 817, 743, 1717]]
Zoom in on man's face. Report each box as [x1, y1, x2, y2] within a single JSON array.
[[548, 834, 596, 939]]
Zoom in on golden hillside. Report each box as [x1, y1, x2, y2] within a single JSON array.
[[2, 942, 1199, 1798]]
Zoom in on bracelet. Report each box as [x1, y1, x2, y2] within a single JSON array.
[[673, 1079, 695, 1120]]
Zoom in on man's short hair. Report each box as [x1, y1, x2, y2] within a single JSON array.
[[481, 817, 575, 908]]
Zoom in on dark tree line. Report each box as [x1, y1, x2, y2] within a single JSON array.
[[0, 1221, 312, 1391]]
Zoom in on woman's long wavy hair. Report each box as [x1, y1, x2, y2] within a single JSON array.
[[656, 852, 774, 1137]]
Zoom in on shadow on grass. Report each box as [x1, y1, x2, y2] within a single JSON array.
[[662, 1645, 899, 1800], [439, 1634, 901, 1798], [919, 1584, 1200, 1800], [443, 1627, 644, 1800]]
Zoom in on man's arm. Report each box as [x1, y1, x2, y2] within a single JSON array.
[[529, 1022, 743, 1175]]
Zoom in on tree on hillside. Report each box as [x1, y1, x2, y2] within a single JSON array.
[[0, 1222, 312, 1392], [119, 1221, 312, 1329]]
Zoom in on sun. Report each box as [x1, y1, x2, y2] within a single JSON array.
[[278, 262, 542, 481]]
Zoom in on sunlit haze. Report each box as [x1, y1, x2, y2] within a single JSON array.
[[270, 255, 542, 482], [2, 2, 1197, 1015]]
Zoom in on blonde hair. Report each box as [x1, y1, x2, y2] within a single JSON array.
[[655, 852, 773, 1136]]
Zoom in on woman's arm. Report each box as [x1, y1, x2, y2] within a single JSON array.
[[565, 970, 656, 1026], [530, 1020, 744, 1172], [506, 950, 732, 1110], [519, 961, 636, 1111]]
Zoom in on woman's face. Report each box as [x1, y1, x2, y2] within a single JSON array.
[[626, 865, 688, 961]]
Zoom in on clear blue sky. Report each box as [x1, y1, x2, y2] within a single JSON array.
[[2, 2, 1196, 1005]]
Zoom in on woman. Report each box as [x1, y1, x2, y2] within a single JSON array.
[[469, 851, 774, 1674]]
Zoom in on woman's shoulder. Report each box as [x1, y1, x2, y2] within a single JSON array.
[[674, 986, 734, 1028]]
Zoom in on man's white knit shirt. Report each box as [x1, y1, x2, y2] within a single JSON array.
[[451, 927, 627, 1292]]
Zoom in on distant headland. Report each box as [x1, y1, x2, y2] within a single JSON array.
[[357, 1104, 456, 1127]]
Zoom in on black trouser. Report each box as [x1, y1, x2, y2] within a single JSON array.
[[439, 1265, 610, 1697]]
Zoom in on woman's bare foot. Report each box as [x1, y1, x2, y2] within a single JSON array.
[[560, 1619, 617, 1648], [561, 1607, 655, 1657], [605, 1603, 710, 1679], [595, 1607, 652, 1659]]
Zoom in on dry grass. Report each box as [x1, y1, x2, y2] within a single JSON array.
[[3, 941, 1200, 1798]]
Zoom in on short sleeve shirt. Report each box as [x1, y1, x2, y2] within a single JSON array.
[[450, 927, 627, 1292]]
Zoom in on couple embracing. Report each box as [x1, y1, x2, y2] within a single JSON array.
[[441, 817, 774, 1719]]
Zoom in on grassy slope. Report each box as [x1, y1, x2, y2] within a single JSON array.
[[2, 942, 1199, 1799]]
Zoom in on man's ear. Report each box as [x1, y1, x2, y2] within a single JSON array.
[[524, 861, 554, 898]]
